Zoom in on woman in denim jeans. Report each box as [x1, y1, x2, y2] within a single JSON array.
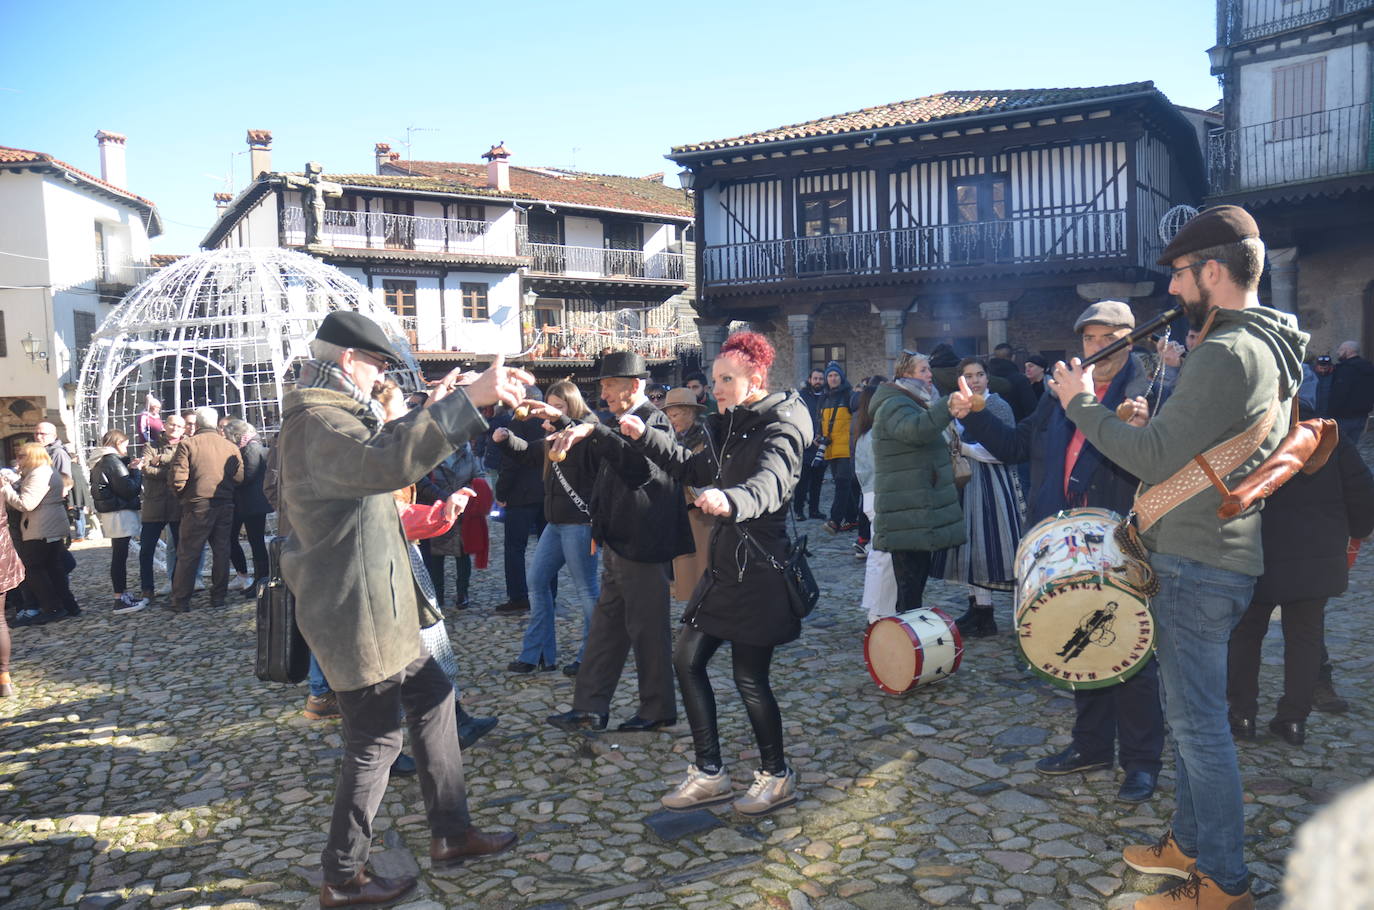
[[500, 380, 600, 675]]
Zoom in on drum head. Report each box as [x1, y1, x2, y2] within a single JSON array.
[[1015, 576, 1154, 690], [864, 607, 962, 695]]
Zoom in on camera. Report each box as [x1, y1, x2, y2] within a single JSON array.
[[811, 440, 829, 468]]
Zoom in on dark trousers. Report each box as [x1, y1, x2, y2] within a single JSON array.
[[421, 538, 472, 606], [675, 624, 784, 774], [323, 654, 470, 885], [573, 547, 675, 721], [229, 513, 269, 581], [501, 503, 546, 601], [1071, 655, 1165, 774], [172, 501, 233, 608], [794, 450, 823, 517], [19, 538, 79, 616], [109, 536, 131, 594], [139, 520, 180, 594], [890, 550, 933, 611], [1227, 598, 1325, 724], [826, 458, 858, 524]]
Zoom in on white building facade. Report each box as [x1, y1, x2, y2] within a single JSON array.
[[0, 133, 161, 460]]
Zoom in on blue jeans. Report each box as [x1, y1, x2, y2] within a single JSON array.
[[518, 523, 599, 666], [308, 653, 331, 698], [1149, 552, 1255, 894]]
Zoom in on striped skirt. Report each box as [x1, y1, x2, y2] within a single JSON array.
[[932, 460, 1025, 591]]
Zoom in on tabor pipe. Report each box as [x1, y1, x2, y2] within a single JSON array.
[[1078, 305, 1183, 368]]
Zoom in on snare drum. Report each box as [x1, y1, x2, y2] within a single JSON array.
[[1013, 508, 1155, 690], [864, 607, 963, 694]]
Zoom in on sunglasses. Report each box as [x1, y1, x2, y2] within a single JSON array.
[[648, 393, 666, 401]]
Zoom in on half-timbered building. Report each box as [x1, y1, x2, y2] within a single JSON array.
[[204, 132, 697, 382], [1207, 0, 1374, 355], [668, 82, 1211, 381]]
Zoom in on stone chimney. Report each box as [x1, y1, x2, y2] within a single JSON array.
[[482, 142, 511, 192], [247, 129, 273, 179], [374, 143, 392, 174], [95, 130, 127, 188], [214, 192, 233, 215]]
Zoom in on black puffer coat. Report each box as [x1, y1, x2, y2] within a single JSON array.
[[1252, 435, 1374, 604], [91, 451, 141, 513], [635, 390, 812, 647]]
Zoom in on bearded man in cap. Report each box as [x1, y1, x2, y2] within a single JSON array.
[[543, 350, 691, 734], [951, 300, 1165, 805], [276, 310, 528, 907], [1047, 206, 1307, 910]]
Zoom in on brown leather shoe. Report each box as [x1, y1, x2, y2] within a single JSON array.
[[1123, 830, 1197, 879], [319, 870, 416, 908], [1133, 871, 1254, 909], [430, 828, 517, 864]]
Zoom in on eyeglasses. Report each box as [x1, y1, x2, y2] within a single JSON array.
[[1169, 259, 1223, 278], [349, 349, 388, 370]]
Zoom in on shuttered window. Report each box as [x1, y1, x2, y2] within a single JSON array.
[[460, 283, 489, 320], [1272, 57, 1326, 139], [0, 311, 7, 357]]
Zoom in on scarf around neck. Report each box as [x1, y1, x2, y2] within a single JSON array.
[[298, 358, 385, 422]]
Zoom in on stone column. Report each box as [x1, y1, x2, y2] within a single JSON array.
[[979, 301, 1010, 351], [787, 313, 814, 383], [878, 309, 906, 377], [1267, 246, 1299, 315], [695, 319, 729, 370]]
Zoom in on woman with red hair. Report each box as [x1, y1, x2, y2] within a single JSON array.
[[620, 331, 813, 816]]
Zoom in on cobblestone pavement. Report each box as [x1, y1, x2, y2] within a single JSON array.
[[3, 462, 1371, 910]]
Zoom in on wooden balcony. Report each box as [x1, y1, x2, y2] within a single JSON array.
[[283, 206, 514, 257], [515, 229, 686, 282], [703, 210, 1129, 288]]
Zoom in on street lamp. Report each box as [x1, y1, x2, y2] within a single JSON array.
[[677, 169, 694, 191], [20, 333, 48, 363]]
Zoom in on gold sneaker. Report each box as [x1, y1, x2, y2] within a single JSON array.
[[1124, 830, 1198, 879], [661, 764, 733, 810], [732, 767, 799, 816], [1133, 872, 1254, 910]]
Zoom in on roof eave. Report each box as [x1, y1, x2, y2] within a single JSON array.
[[2, 159, 164, 237], [668, 86, 1163, 164]]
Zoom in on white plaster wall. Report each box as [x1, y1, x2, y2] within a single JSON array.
[[644, 223, 673, 254], [563, 215, 602, 249], [1238, 42, 1371, 126], [440, 270, 522, 354], [488, 206, 520, 256]]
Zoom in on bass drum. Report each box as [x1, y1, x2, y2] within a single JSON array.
[[1014, 508, 1155, 690], [864, 607, 963, 695]]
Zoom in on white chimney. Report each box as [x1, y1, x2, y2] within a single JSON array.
[[482, 142, 511, 192], [214, 192, 233, 215], [95, 130, 127, 188], [375, 142, 392, 174], [247, 129, 273, 179]]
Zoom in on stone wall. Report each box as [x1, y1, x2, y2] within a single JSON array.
[[1291, 230, 1374, 359]]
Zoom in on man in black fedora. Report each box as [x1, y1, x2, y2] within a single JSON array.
[[545, 351, 691, 733]]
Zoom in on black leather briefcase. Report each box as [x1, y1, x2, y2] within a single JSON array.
[[255, 536, 310, 684]]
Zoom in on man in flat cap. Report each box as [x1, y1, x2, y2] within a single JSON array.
[[1047, 206, 1308, 909], [543, 351, 691, 733], [951, 300, 1165, 805], [277, 310, 529, 907]]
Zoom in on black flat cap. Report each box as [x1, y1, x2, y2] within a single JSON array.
[[596, 351, 649, 380], [1157, 205, 1260, 266], [315, 310, 403, 365]]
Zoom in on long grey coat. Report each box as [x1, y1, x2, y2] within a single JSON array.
[[276, 386, 486, 692]]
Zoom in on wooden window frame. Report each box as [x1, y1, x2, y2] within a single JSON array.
[[0, 310, 7, 357], [460, 282, 489, 321], [1271, 57, 1327, 141], [810, 343, 845, 374], [797, 191, 851, 238], [73, 310, 96, 368]]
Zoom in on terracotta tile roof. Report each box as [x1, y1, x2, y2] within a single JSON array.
[[149, 254, 185, 268], [0, 145, 160, 211], [367, 159, 691, 219], [670, 82, 1158, 154]]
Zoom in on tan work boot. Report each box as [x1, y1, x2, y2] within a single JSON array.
[[1133, 871, 1254, 910], [1124, 830, 1198, 879], [661, 764, 733, 810]]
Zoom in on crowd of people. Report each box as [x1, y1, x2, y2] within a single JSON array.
[[2, 207, 1373, 909]]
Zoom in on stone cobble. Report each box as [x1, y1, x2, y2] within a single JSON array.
[[2, 459, 1371, 909]]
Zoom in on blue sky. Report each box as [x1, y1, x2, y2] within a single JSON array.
[[2, 0, 1221, 253]]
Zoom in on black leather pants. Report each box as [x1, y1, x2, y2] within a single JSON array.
[[674, 624, 784, 774]]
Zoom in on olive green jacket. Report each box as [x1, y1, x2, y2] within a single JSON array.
[[868, 383, 966, 553], [276, 387, 486, 691]]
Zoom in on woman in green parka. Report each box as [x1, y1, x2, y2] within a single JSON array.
[[868, 352, 965, 611]]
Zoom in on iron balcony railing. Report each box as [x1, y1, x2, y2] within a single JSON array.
[[94, 249, 156, 286], [1220, 0, 1374, 43], [1208, 102, 1374, 194], [282, 206, 511, 256], [515, 229, 685, 281], [703, 210, 1128, 285]]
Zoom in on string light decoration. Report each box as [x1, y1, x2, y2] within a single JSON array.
[[76, 248, 423, 455]]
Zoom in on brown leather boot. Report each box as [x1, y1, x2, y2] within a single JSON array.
[[319, 870, 416, 908], [1133, 871, 1254, 910], [430, 828, 517, 865], [1123, 830, 1197, 879]]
